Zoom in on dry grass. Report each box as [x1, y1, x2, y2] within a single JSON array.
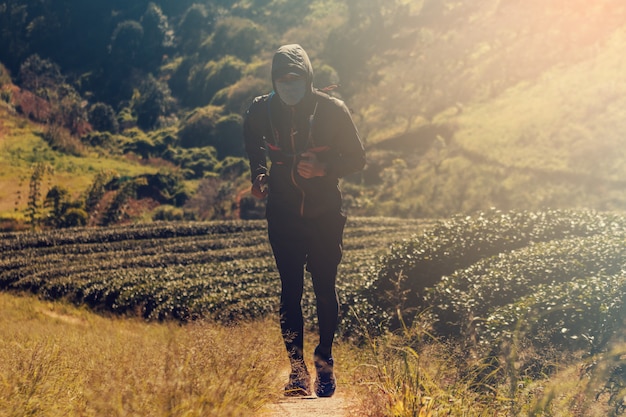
[[1, 291, 619, 417], [0, 292, 286, 417]]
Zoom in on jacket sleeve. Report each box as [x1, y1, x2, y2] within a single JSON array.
[[243, 97, 269, 182], [325, 99, 366, 179]]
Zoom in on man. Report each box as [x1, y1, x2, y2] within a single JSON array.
[[243, 44, 365, 397]]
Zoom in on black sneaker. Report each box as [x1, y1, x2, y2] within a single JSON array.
[[284, 368, 311, 397], [314, 349, 336, 397]]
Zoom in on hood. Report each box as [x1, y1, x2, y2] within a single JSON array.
[[271, 44, 314, 95]]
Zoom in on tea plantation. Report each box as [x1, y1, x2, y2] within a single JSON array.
[[0, 217, 428, 334], [1, 209, 624, 360]]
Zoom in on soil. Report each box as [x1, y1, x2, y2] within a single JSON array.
[[259, 391, 354, 417], [258, 368, 357, 417]]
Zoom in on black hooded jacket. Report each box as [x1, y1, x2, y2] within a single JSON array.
[[243, 44, 365, 218]]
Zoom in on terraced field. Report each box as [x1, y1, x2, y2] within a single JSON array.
[[0, 217, 433, 336]]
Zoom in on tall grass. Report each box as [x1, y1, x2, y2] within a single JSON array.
[[0, 292, 285, 417], [346, 313, 620, 417], [2, 291, 620, 416]]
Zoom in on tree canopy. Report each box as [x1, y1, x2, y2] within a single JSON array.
[[1, 0, 625, 222]]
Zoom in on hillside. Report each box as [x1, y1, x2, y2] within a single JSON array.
[[1, 0, 626, 226], [0, 103, 160, 218], [355, 0, 626, 217]]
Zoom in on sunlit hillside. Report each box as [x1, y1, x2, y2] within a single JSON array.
[[0, 104, 160, 219], [356, 0, 626, 217], [1, 0, 625, 224]]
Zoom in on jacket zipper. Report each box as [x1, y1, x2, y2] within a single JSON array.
[[289, 107, 306, 217]]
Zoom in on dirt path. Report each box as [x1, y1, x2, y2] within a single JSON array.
[[258, 368, 357, 417], [258, 391, 354, 417]]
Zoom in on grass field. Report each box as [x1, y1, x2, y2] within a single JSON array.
[[0, 291, 288, 416], [2, 211, 625, 416], [0, 103, 157, 219]]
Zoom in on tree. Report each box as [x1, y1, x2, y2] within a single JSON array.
[[186, 55, 245, 107], [88, 102, 119, 133], [214, 113, 244, 158], [0, 2, 30, 71], [133, 74, 177, 130], [177, 105, 222, 148], [109, 20, 144, 68], [44, 185, 87, 228], [177, 3, 212, 53], [21, 162, 54, 230], [201, 16, 267, 61], [138, 2, 172, 71], [18, 54, 63, 99]]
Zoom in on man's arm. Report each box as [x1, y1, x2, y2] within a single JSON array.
[[243, 97, 269, 182], [243, 97, 270, 198], [325, 101, 366, 179]]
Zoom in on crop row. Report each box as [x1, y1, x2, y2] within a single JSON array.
[[4, 209, 623, 362], [426, 233, 626, 352], [370, 209, 626, 325], [0, 217, 426, 334]]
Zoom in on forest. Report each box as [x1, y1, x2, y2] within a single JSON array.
[[1, 0, 626, 228]]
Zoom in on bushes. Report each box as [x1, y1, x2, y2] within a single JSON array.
[[367, 209, 626, 358], [177, 105, 222, 148], [370, 209, 623, 316], [88, 102, 119, 133], [177, 105, 243, 158], [0, 217, 421, 323], [427, 234, 626, 351]]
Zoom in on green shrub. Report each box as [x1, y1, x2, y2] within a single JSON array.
[[177, 105, 222, 148], [427, 233, 626, 351], [152, 205, 185, 221], [369, 209, 625, 329], [88, 102, 119, 133]]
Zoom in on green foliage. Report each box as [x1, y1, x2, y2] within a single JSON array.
[[209, 74, 268, 114], [137, 2, 172, 71], [214, 113, 244, 158], [88, 102, 119, 133], [0, 217, 424, 327], [18, 54, 63, 97], [2, 0, 626, 227], [19, 162, 54, 230], [370, 209, 626, 362], [428, 234, 626, 351], [186, 56, 246, 108], [2, 209, 626, 411], [164, 147, 219, 180], [132, 74, 176, 130], [109, 20, 144, 68], [152, 205, 186, 222], [100, 179, 139, 226], [44, 186, 88, 228], [176, 105, 243, 158], [41, 123, 85, 156], [84, 169, 118, 215], [201, 16, 267, 61], [177, 3, 213, 54]]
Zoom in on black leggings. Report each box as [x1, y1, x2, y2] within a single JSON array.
[[267, 210, 346, 364]]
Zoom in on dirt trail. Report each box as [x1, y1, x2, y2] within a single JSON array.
[[258, 391, 354, 417], [258, 368, 356, 417]]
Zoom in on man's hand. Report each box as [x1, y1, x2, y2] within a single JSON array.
[[251, 173, 269, 199], [297, 152, 327, 179]]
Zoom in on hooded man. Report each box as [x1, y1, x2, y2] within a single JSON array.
[[243, 44, 365, 397]]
